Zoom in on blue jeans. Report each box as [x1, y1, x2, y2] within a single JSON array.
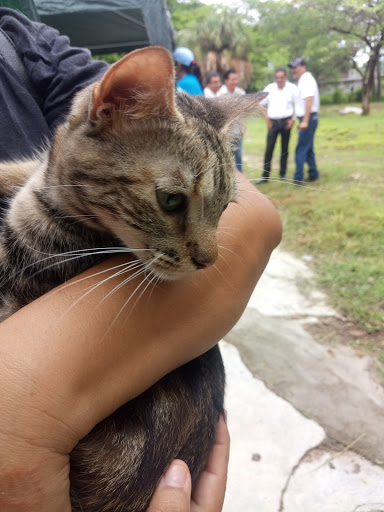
[[294, 113, 319, 181], [234, 138, 243, 173]]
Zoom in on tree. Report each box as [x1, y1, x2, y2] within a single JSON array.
[[247, 0, 355, 91], [176, 7, 253, 88], [297, 0, 384, 115], [166, 0, 214, 33]]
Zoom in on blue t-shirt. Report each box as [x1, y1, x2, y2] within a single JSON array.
[[177, 74, 203, 96], [0, 8, 108, 161]]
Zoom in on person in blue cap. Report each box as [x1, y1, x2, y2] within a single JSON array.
[[173, 47, 203, 96]]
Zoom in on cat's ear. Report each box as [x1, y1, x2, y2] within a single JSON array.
[[211, 93, 268, 134], [89, 46, 177, 122]]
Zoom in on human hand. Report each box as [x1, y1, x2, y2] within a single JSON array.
[[148, 414, 230, 512], [267, 119, 273, 131], [298, 120, 308, 130], [286, 119, 295, 130]]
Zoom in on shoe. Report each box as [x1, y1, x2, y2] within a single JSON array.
[[293, 180, 304, 185], [304, 176, 319, 183], [255, 178, 268, 184]]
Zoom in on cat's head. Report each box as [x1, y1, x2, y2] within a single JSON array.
[[51, 47, 266, 280]]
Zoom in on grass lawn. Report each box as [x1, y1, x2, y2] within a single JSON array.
[[242, 102, 384, 355]]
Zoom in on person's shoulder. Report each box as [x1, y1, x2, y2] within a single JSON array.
[[302, 72, 315, 82], [178, 74, 203, 95], [264, 82, 275, 92], [216, 85, 228, 97], [204, 87, 216, 98], [286, 81, 298, 92]]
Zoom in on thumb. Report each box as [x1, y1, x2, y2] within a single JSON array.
[[147, 460, 192, 512]]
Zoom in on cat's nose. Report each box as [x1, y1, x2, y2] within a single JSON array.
[[191, 257, 214, 270], [188, 240, 218, 270]]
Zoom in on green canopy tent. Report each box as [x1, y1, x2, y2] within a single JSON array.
[[1, 0, 174, 54]]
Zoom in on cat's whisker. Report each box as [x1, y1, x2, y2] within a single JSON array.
[[245, 177, 326, 192], [105, 255, 162, 333], [212, 262, 233, 289], [22, 244, 152, 257], [216, 225, 240, 231], [126, 270, 163, 320], [55, 214, 99, 220], [49, 259, 143, 302], [217, 244, 239, 258], [216, 228, 237, 238], [58, 259, 147, 321], [97, 261, 148, 304], [25, 249, 136, 282], [1, 246, 151, 288], [40, 184, 94, 189], [145, 271, 166, 306], [236, 185, 287, 206], [217, 252, 233, 271]]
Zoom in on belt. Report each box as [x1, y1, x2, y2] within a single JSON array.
[[299, 112, 318, 119], [271, 116, 292, 121]]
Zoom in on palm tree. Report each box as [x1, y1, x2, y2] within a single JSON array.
[[179, 8, 252, 89]]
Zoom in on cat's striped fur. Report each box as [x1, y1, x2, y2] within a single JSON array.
[[0, 47, 266, 511]]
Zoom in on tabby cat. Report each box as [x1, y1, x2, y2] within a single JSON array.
[[0, 46, 265, 511]]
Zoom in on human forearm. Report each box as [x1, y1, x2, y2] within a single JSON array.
[[302, 96, 313, 126], [0, 172, 280, 510], [1, 172, 280, 440]]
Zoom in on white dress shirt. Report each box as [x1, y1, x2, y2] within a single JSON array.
[[295, 72, 320, 117], [261, 81, 298, 119], [204, 87, 218, 98], [216, 84, 245, 96]]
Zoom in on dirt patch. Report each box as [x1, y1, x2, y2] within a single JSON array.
[[304, 316, 384, 348], [304, 316, 384, 386]]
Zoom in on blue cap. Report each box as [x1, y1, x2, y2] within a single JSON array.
[[173, 47, 195, 67]]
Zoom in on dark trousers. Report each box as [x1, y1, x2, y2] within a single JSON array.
[[294, 113, 319, 182], [263, 118, 292, 178]]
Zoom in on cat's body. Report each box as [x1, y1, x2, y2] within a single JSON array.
[[0, 47, 265, 511]]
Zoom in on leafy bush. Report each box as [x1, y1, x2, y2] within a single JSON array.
[[92, 53, 126, 65]]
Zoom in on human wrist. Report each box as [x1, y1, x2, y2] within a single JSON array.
[[0, 425, 71, 512]]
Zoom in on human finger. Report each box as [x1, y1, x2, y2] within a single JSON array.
[[191, 414, 230, 511], [147, 459, 192, 512]]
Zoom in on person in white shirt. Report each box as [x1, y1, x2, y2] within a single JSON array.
[[256, 67, 298, 183], [289, 57, 320, 183], [216, 69, 246, 171], [204, 72, 222, 98]]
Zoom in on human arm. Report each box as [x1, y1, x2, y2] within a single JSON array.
[[285, 118, 295, 130], [259, 105, 272, 131], [0, 8, 108, 130], [0, 172, 281, 511], [298, 96, 313, 130]]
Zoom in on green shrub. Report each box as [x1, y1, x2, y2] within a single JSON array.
[[92, 53, 126, 65]]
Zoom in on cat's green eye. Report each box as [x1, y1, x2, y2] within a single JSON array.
[[156, 189, 186, 213]]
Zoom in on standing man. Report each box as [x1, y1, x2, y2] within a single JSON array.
[[256, 67, 297, 184], [289, 57, 320, 183], [204, 72, 222, 98], [217, 69, 246, 172]]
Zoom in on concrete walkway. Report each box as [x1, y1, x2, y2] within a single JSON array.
[[221, 248, 384, 512]]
